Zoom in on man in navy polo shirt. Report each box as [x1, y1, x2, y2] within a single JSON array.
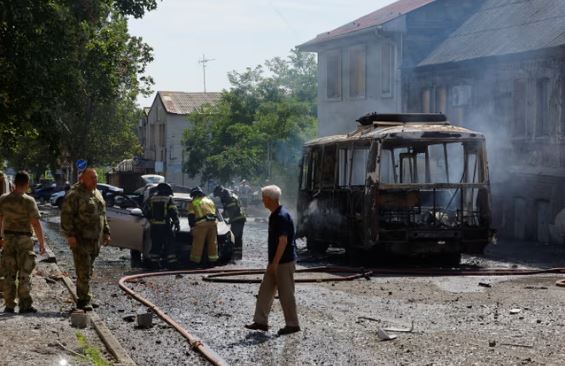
[[245, 185, 300, 335]]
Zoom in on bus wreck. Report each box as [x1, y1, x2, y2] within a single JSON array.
[[297, 113, 494, 265]]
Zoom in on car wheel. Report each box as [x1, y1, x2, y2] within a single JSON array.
[[219, 236, 234, 264], [130, 249, 143, 268], [56, 197, 64, 207]]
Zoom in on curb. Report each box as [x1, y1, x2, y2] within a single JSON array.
[[43, 242, 137, 366]]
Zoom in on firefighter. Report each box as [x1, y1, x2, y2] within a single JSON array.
[[213, 185, 246, 259], [188, 186, 218, 266], [143, 183, 180, 269]]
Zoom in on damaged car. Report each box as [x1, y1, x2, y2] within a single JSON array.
[[297, 113, 494, 265], [105, 191, 235, 267]]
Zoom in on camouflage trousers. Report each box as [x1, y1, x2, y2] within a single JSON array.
[[0, 234, 36, 309], [71, 238, 100, 305]]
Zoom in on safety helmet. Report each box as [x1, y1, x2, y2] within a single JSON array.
[[156, 182, 173, 196], [213, 185, 224, 197], [190, 186, 205, 197]]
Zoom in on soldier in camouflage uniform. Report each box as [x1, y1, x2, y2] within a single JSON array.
[[61, 168, 111, 311], [0, 171, 46, 313]]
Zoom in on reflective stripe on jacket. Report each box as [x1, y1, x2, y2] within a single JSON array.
[[188, 196, 216, 223]]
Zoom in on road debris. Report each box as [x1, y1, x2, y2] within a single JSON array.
[[377, 327, 397, 341]]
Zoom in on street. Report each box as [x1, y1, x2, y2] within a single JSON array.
[[41, 208, 565, 366]]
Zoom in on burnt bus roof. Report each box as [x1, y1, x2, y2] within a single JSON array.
[[305, 114, 485, 147]]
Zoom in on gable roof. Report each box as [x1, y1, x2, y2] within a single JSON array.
[[157, 91, 221, 115], [419, 0, 565, 66], [298, 0, 435, 49]]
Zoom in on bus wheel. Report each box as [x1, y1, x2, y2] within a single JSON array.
[[306, 237, 329, 255], [347, 246, 367, 265], [438, 252, 461, 267]]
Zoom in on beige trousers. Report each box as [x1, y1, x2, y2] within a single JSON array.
[[190, 221, 218, 263], [253, 261, 299, 327]]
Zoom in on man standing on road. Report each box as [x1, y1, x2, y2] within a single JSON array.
[[245, 185, 300, 336], [188, 187, 218, 266], [0, 171, 46, 313], [61, 168, 111, 311], [143, 183, 180, 269], [213, 185, 246, 259]]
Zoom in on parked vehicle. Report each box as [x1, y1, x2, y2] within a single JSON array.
[[31, 182, 61, 202], [96, 183, 123, 196], [296, 113, 494, 265], [105, 191, 234, 267], [49, 190, 66, 207]]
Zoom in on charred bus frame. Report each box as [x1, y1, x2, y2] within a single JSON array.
[[297, 113, 494, 264]]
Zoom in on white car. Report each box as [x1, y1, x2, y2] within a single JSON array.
[[49, 190, 66, 207], [105, 192, 234, 267]]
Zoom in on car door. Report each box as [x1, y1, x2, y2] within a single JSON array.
[[105, 193, 148, 252]]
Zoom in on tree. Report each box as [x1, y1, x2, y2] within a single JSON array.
[[0, 0, 156, 179], [183, 49, 317, 190]]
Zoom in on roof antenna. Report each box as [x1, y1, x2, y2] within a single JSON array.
[[198, 54, 215, 93]]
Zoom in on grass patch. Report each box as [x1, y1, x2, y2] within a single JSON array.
[[75, 331, 110, 366]]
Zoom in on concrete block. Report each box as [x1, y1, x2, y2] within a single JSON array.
[[136, 312, 153, 329], [71, 310, 89, 329]]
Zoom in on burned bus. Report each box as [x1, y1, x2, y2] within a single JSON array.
[[296, 113, 494, 264]]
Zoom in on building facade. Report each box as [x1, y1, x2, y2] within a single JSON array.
[[141, 91, 221, 187], [408, 0, 565, 243], [298, 0, 480, 137]]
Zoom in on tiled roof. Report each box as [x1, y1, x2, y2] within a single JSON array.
[[298, 0, 435, 49], [419, 0, 565, 66], [157, 91, 221, 115]]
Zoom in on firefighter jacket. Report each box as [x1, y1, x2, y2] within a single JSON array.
[[144, 194, 179, 227], [188, 196, 216, 226], [220, 190, 246, 224], [61, 183, 110, 240]]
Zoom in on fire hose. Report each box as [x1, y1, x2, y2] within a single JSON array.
[[119, 266, 565, 366]]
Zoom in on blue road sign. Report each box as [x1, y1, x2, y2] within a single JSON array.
[[76, 159, 87, 172]]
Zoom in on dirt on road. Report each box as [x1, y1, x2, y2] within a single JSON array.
[[40, 209, 565, 366]]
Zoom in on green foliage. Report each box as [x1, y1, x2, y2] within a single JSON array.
[[0, 0, 155, 179], [183, 49, 317, 189], [75, 331, 110, 366]]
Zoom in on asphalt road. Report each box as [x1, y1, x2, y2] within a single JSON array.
[[41, 208, 565, 366]]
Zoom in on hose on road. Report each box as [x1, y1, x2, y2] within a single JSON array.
[[119, 265, 565, 365], [119, 266, 372, 366]]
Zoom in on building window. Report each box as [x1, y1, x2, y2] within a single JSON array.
[[421, 86, 446, 113], [422, 88, 431, 113], [381, 43, 394, 97], [436, 86, 447, 113], [158, 124, 165, 146], [561, 80, 565, 136], [326, 51, 341, 100], [536, 78, 550, 137], [348, 46, 365, 98], [149, 124, 155, 147], [512, 79, 526, 137]]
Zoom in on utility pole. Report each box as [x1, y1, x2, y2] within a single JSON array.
[[198, 54, 215, 93]]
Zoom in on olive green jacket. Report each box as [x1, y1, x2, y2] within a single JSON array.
[[61, 183, 110, 240]]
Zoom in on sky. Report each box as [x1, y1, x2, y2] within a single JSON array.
[[128, 0, 397, 107]]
